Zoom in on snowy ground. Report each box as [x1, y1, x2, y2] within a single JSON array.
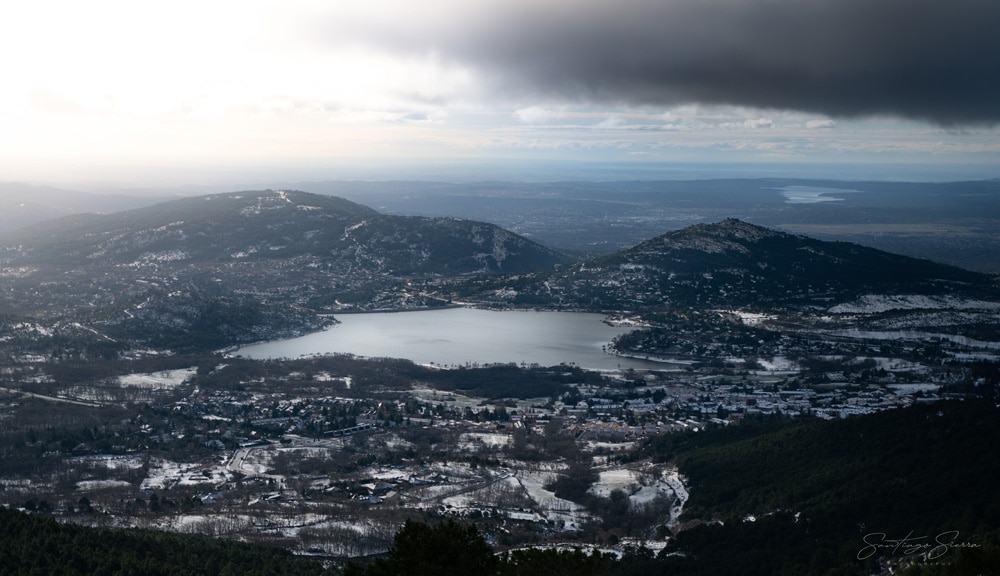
[[829, 294, 1000, 314], [720, 310, 775, 326], [833, 329, 1000, 351], [588, 468, 642, 498], [458, 431, 511, 450], [72, 454, 145, 470], [513, 468, 590, 530], [662, 469, 689, 528], [15, 424, 688, 558], [588, 464, 686, 517], [117, 367, 197, 389], [77, 480, 132, 492], [886, 383, 941, 394], [755, 356, 799, 373], [141, 457, 234, 491]]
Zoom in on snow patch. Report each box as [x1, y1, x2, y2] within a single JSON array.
[[588, 468, 641, 498], [118, 367, 197, 389], [756, 356, 799, 372], [719, 309, 775, 326], [829, 294, 1000, 314], [77, 480, 132, 491], [458, 432, 511, 450]]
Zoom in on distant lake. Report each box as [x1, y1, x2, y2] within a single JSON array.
[[235, 307, 664, 371], [781, 185, 859, 204]]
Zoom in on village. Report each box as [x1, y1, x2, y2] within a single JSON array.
[[0, 341, 966, 560]]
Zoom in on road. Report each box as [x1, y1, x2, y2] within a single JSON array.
[[0, 386, 103, 407]]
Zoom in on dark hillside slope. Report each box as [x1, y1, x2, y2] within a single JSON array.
[[638, 399, 1000, 575], [0, 506, 332, 576], [496, 219, 996, 310], [0, 190, 568, 350], [3, 190, 565, 274]]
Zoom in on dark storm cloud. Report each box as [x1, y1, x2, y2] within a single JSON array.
[[346, 0, 1000, 126]]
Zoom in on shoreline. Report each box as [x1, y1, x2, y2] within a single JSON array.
[[225, 308, 663, 371]]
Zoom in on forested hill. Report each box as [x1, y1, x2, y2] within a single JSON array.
[[0, 190, 568, 352], [0, 506, 333, 576], [490, 218, 997, 310], [0, 190, 567, 277], [637, 398, 1000, 575]]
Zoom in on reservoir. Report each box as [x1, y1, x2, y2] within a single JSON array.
[[235, 307, 663, 371], [780, 185, 858, 204]]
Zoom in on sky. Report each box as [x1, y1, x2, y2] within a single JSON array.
[[2, 0, 999, 187]]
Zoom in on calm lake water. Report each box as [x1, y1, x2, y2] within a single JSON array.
[[780, 185, 859, 204], [235, 307, 663, 371]]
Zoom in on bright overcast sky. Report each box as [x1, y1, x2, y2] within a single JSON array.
[[2, 0, 999, 185]]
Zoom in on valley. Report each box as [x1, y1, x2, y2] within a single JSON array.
[[0, 345, 966, 559], [0, 184, 998, 574]]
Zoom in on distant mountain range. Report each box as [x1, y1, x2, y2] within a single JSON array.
[[0, 183, 169, 234], [0, 190, 996, 352], [7, 178, 1000, 273], [288, 178, 1000, 274]]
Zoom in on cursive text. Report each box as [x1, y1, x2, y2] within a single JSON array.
[[858, 530, 981, 560]]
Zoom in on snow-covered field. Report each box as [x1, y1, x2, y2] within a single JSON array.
[[77, 480, 132, 492], [458, 431, 511, 450], [118, 367, 197, 389], [73, 454, 146, 470], [141, 457, 233, 491], [369, 468, 410, 481], [516, 467, 578, 511], [588, 468, 642, 498], [833, 329, 1000, 351], [829, 294, 1000, 314], [721, 310, 775, 326], [513, 468, 590, 530], [312, 372, 351, 389], [755, 356, 799, 373], [588, 465, 685, 516], [886, 383, 941, 394]]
